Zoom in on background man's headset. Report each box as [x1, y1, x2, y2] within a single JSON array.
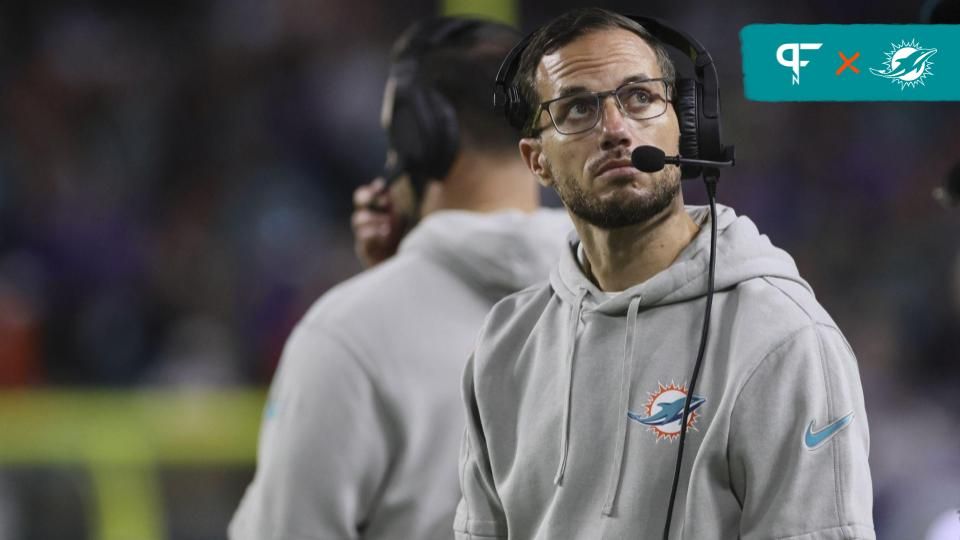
[[493, 14, 735, 540], [380, 17, 482, 203]]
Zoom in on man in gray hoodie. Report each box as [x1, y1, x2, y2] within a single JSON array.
[[456, 8, 875, 540], [229, 18, 570, 540]]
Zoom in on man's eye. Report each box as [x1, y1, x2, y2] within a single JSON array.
[[625, 89, 653, 105], [568, 98, 595, 117]]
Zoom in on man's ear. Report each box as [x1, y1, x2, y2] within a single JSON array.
[[519, 137, 554, 188]]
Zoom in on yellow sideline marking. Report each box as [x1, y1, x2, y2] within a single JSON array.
[[442, 0, 518, 26], [0, 389, 266, 540]]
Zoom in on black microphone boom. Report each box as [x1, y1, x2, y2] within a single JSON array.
[[631, 145, 735, 175]]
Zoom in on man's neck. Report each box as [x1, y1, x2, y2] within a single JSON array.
[[420, 152, 539, 216], [573, 197, 700, 292]]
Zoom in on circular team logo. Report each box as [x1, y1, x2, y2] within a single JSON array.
[[869, 39, 937, 90], [627, 382, 706, 442]]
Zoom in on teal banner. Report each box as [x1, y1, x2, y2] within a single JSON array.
[[740, 24, 960, 101]]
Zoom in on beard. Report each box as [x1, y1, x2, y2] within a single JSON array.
[[553, 166, 682, 229]]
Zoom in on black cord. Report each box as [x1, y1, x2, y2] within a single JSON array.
[[662, 175, 719, 540]]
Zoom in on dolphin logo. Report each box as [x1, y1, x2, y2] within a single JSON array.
[[870, 40, 937, 89], [628, 395, 706, 427]]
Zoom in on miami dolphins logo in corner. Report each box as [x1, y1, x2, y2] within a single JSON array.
[[869, 39, 937, 90], [627, 382, 706, 442]]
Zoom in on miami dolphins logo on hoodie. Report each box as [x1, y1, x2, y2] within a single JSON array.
[[627, 382, 706, 442]]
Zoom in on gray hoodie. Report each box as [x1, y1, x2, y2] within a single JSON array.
[[456, 205, 875, 539], [229, 208, 570, 540]]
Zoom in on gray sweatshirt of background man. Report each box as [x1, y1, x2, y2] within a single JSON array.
[[230, 208, 570, 540]]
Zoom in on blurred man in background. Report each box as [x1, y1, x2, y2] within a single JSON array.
[[229, 16, 570, 540]]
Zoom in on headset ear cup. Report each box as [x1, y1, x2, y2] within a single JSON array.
[[675, 78, 701, 179], [389, 89, 425, 164], [420, 87, 460, 179], [505, 86, 529, 133], [390, 84, 460, 185]]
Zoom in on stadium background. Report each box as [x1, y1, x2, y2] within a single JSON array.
[[0, 0, 958, 538]]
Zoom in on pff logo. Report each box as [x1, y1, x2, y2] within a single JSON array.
[[777, 42, 823, 85]]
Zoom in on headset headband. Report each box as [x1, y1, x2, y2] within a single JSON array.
[[395, 18, 481, 66]]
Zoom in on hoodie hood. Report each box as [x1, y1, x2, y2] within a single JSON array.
[[400, 208, 571, 299], [551, 204, 810, 314]]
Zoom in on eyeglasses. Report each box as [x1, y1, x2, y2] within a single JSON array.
[[529, 79, 672, 136]]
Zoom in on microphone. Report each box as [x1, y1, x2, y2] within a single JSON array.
[[631, 145, 735, 173], [933, 161, 960, 208]]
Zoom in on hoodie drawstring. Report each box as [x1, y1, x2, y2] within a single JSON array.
[[602, 296, 642, 515], [554, 287, 587, 485]]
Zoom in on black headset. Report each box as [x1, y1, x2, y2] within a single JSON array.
[[493, 14, 734, 180], [385, 17, 483, 196]]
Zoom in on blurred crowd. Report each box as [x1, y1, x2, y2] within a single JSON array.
[[0, 0, 958, 538], [0, 0, 426, 386]]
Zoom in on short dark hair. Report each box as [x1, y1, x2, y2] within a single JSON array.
[[515, 8, 676, 137], [391, 18, 521, 155]]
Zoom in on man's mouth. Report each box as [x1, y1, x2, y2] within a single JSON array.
[[594, 159, 637, 178]]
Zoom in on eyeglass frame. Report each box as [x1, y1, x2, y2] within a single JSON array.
[[525, 78, 674, 137]]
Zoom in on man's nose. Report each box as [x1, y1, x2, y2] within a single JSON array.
[[598, 95, 630, 150]]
